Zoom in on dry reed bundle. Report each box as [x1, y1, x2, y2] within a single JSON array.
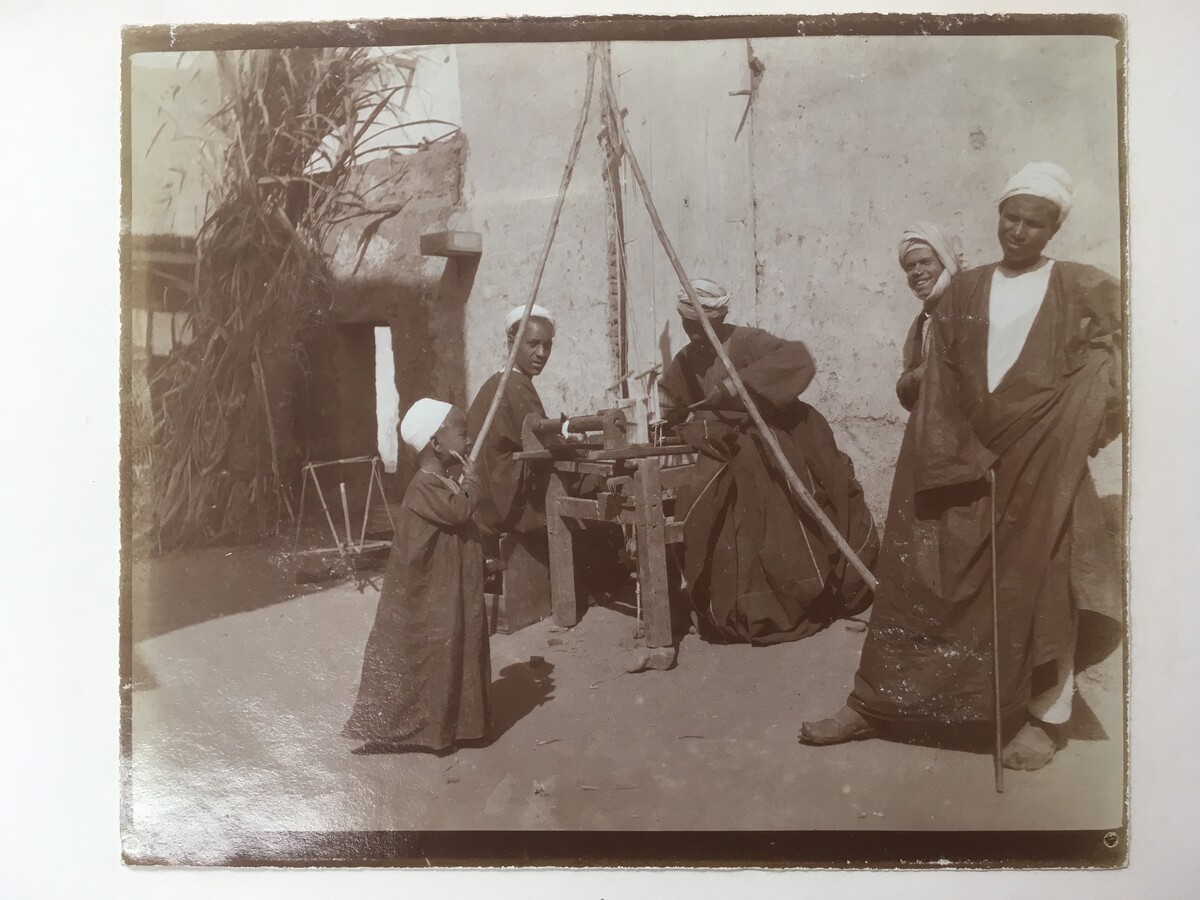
[[150, 48, 413, 551]]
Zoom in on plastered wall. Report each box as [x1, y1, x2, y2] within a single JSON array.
[[453, 35, 1122, 520]]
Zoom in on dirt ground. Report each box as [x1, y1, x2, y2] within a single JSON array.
[[127, 544, 1124, 858]]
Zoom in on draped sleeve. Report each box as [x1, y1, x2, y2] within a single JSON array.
[[658, 349, 695, 425], [406, 472, 483, 529], [896, 312, 926, 412], [466, 371, 547, 533], [727, 327, 817, 410], [911, 274, 998, 493], [1071, 264, 1123, 453]]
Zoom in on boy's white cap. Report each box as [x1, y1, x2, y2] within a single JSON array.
[[401, 398, 453, 452]]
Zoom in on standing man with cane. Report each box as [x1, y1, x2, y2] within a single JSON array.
[[801, 163, 1123, 777]]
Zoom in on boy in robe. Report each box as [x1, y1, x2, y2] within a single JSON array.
[[343, 398, 490, 753], [801, 163, 1123, 772]]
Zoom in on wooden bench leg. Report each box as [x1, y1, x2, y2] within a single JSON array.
[[546, 470, 579, 627], [635, 459, 672, 649]]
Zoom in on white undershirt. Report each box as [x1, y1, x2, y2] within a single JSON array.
[[987, 261, 1053, 392]]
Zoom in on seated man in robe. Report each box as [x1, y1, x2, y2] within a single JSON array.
[[800, 163, 1123, 773], [660, 279, 879, 646]]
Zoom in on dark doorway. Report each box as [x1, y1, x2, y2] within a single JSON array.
[[299, 323, 378, 463]]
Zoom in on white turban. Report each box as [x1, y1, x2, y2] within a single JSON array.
[[400, 398, 452, 453], [898, 221, 964, 303], [676, 278, 731, 320], [999, 162, 1074, 224], [505, 303, 556, 336]]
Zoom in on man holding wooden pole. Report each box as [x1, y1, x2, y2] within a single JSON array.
[[658, 279, 879, 645]]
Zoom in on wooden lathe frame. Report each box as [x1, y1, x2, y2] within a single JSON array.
[[513, 409, 695, 650]]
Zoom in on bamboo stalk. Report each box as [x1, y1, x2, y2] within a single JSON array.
[[291, 464, 309, 553], [359, 460, 376, 552], [374, 457, 396, 532], [339, 481, 354, 553], [306, 455, 376, 468], [310, 466, 345, 558]]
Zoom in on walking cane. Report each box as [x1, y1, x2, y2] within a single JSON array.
[[988, 469, 1004, 793]]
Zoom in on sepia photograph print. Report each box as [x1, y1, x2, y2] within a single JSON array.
[[121, 14, 1127, 867]]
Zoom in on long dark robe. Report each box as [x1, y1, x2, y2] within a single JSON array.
[[661, 325, 880, 645], [896, 308, 931, 412], [466, 369, 625, 596], [343, 471, 490, 749], [850, 260, 1123, 726], [467, 370, 549, 536]]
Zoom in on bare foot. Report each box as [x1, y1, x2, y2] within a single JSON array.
[[625, 646, 678, 673], [1001, 720, 1062, 771], [799, 706, 876, 745]]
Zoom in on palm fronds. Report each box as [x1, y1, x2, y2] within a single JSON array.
[[149, 48, 410, 550]]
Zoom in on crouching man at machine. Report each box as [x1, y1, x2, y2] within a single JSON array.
[[658, 279, 879, 646]]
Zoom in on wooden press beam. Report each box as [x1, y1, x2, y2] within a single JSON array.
[[553, 495, 630, 524]]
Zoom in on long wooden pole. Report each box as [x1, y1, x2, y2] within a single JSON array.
[[989, 469, 1005, 793], [467, 48, 597, 465], [290, 464, 308, 553], [359, 463, 376, 552], [310, 466, 345, 559], [598, 49, 876, 590], [339, 481, 354, 553]]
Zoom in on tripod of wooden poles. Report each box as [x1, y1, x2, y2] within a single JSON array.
[[467, 41, 877, 591]]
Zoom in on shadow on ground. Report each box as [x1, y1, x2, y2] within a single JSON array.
[[130, 542, 331, 642], [1076, 610, 1124, 671], [489, 659, 556, 743], [1064, 693, 1109, 742]]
